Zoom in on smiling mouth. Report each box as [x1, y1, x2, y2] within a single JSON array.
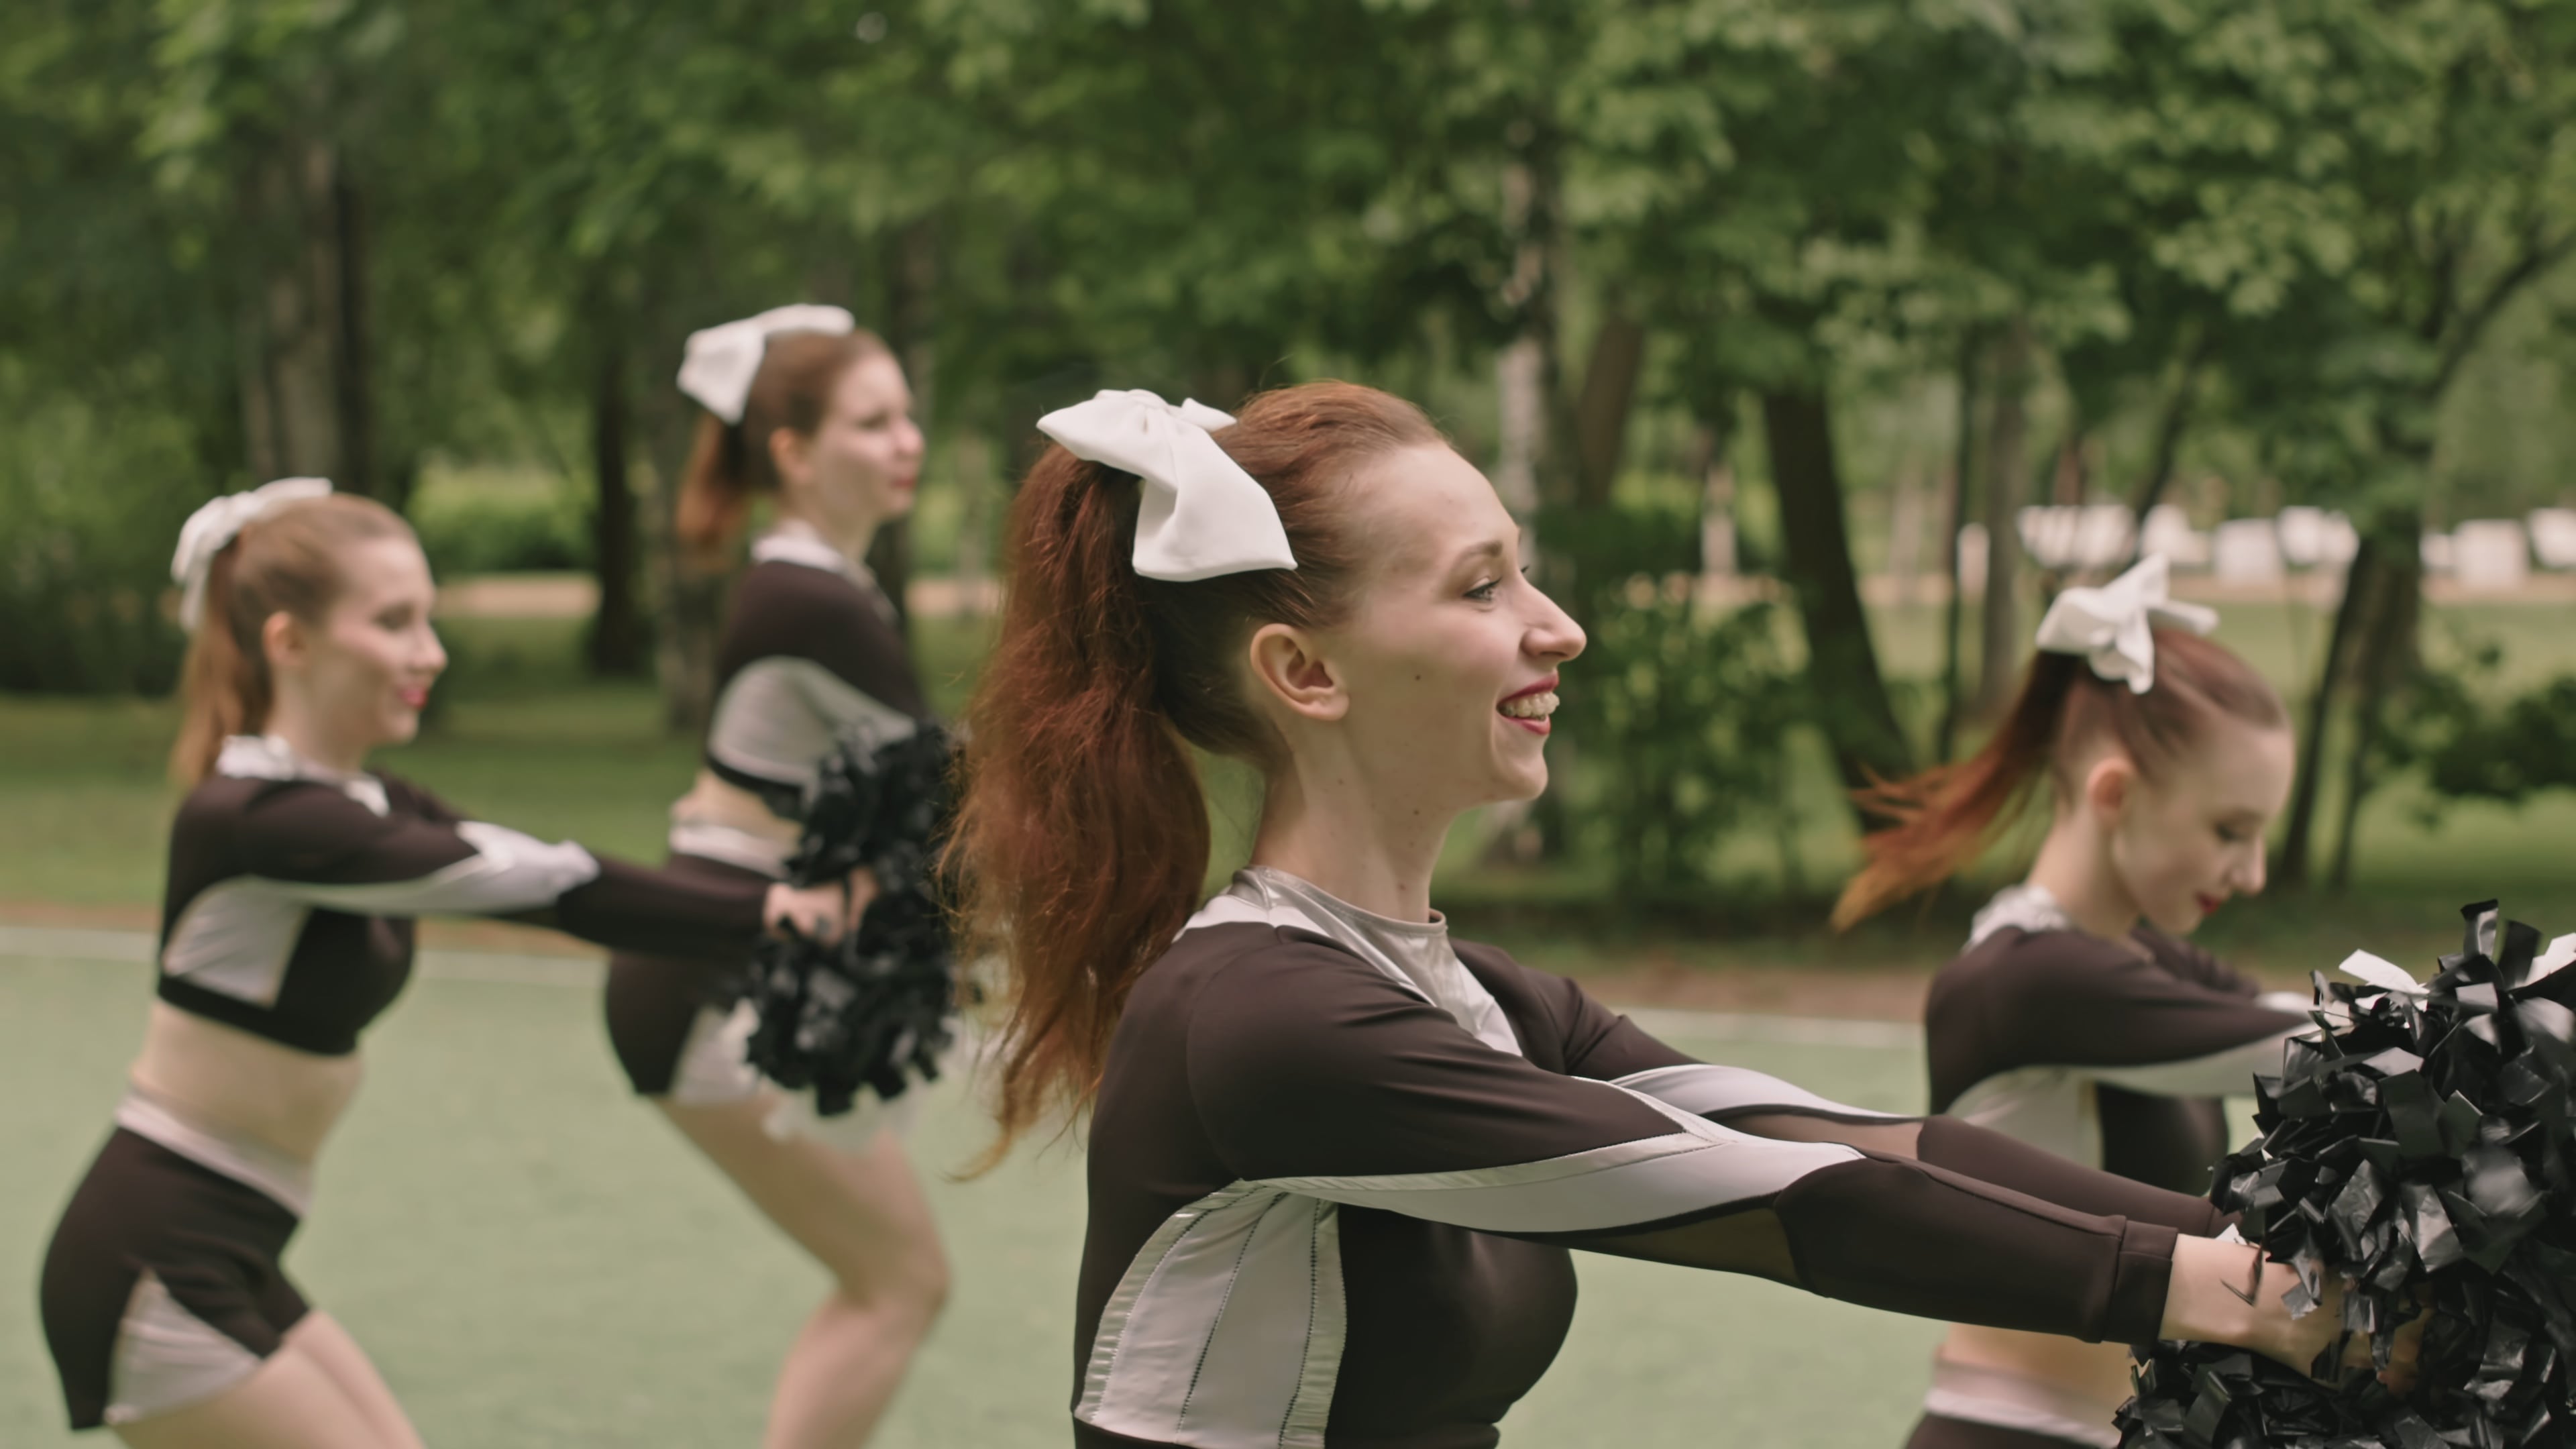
[[2196, 893, 2225, 916], [1499, 677, 1560, 731]]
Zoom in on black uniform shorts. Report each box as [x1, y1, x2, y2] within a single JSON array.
[[603, 851, 774, 1098], [40, 1128, 309, 1430]]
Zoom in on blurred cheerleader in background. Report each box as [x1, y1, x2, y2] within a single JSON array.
[[597, 307, 947, 1449], [38, 482, 862, 1448]]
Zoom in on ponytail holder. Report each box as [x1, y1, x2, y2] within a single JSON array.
[[1036, 389, 1296, 582], [677, 304, 857, 425], [172, 478, 334, 631], [2033, 554, 2219, 694]]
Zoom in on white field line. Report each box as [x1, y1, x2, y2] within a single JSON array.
[[0, 926, 1920, 1049], [0, 925, 605, 989]]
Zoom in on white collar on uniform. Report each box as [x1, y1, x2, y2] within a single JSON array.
[[1966, 881, 2077, 950], [751, 518, 898, 625], [753, 519, 872, 585], [215, 734, 390, 817], [1181, 866, 1523, 1057]]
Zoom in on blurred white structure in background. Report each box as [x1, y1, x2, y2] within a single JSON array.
[[1957, 521, 1989, 595], [2138, 504, 2210, 569], [2526, 509, 2576, 571], [2015, 504, 2135, 570], [2273, 506, 2359, 571], [2211, 519, 2286, 583], [1933, 499, 2569, 597], [2449, 519, 2530, 591]]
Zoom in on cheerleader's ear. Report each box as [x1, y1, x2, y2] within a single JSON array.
[[2080, 751, 2137, 824], [1245, 622, 1348, 724], [260, 608, 311, 675]]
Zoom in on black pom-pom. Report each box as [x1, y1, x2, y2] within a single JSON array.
[[740, 724, 961, 1118], [2117, 902, 2576, 1448]]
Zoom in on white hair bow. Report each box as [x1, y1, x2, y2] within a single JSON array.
[[2033, 554, 2220, 694], [677, 304, 857, 425], [172, 478, 335, 631], [1036, 389, 1297, 582]]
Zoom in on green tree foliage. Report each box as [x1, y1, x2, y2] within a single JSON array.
[[7, 0, 2576, 896]]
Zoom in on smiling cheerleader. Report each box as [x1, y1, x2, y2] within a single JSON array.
[[1835, 558, 2322, 1449], [37, 483, 860, 1448], [949, 385, 2376, 1449]]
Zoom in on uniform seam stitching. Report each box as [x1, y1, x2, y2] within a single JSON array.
[[1173, 1193, 1270, 1434], [1275, 1197, 1327, 1446]]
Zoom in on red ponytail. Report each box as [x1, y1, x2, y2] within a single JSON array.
[[949, 381, 1443, 1163], [1833, 627, 2287, 928]]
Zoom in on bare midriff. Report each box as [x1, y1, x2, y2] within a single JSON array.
[[1937, 1323, 2135, 1418], [671, 770, 799, 845], [128, 1003, 362, 1165]]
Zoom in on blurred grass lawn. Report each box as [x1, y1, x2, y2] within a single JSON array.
[[0, 954, 1942, 1448]]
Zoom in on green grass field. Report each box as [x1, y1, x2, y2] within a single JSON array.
[[0, 952, 1943, 1448]]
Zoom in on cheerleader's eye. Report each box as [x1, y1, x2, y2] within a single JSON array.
[[1466, 579, 1501, 603]]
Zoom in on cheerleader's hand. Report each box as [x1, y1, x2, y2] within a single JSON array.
[[764, 882, 854, 942], [2342, 1286, 2428, 1394], [838, 867, 881, 937], [2240, 1252, 2426, 1393]]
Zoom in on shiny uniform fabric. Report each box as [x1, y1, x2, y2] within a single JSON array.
[[699, 531, 927, 813], [154, 736, 772, 1055], [1927, 886, 2312, 1189], [1073, 870, 2231, 1449], [38, 735, 773, 1431], [1905, 885, 2313, 1449], [603, 525, 931, 1097]]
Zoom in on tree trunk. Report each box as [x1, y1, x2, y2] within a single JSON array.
[[638, 352, 722, 734], [1974, 319, 2034, 716], [2123, 336, 2208, 561], [867, 218, 942, 636], [330, 165, 376, 502], [953, 431, 995, 599], [2050, 430, 2089, 508], [1937, 333, 1983, 762], [237, 136, 371, 493], [2277, 547, 2370, 890], [1572, 309, 1646, 510], [1762, 388, 1913, 800], [2277, 506, 2421, 888], [1886, 458, 1926, 598], [587, 318, 645, 676], [1493, 337, 1544, 516], [2326, 508, 2424, 893]]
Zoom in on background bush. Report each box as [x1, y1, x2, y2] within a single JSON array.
[[0, 368, 199, 694], [408, 464, 592, 577]]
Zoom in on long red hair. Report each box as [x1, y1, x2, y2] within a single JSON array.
[[171, 494, 414, 785], [675, 327, 893, 562], [1833, 627, 2288, 928], [949, 381, 1446, 1160]]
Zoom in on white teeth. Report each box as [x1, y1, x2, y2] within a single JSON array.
[[1499, 690, 1559, 720]]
